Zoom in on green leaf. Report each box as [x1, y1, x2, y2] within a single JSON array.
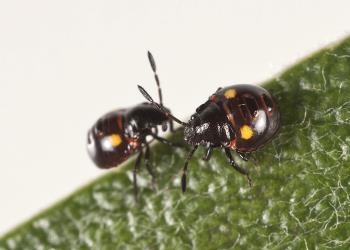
[[2, 37, 350, 250]]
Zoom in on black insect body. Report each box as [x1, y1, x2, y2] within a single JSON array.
[[87, 52, 176, 198], [138, 83, 280, 192]]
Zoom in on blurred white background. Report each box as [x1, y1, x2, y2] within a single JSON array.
[[0, 0, 350, 234]]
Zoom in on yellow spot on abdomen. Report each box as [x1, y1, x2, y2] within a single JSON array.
[[240, 125, 253, 140], [110, 134, 122, 147], [224, 89, 237, 99]]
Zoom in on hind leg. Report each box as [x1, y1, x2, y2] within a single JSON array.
[[224, 148, 252, 187]]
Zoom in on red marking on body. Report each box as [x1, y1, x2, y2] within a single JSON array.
[[210, 94, 217, 102], [127, 138, 139, 150], [223, 103, 236, 127], [228, 138, 236, 149], [117, 115, 123, 129]]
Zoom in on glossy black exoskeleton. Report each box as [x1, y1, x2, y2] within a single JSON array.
[[138, 83, 280, 192], [87, 52, 176, 197]]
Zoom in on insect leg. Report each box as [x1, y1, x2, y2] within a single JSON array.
[[133, 149, 143, 201], [202, 146, 213, 161], [181, 145, 198, 193], [224, 148, 252, 187], [237, 151, 259, 165], [236, 151, 250, 161], [145, 143, 157, 190]]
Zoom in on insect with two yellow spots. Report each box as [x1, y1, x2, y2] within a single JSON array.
[[138, 84, 280, 192]]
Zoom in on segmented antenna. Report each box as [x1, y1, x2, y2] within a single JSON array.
[[138, 85, 188, 126], [147, 51, 163, 106]]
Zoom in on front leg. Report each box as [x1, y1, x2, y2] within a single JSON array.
[[224, 148, 252, 187]]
